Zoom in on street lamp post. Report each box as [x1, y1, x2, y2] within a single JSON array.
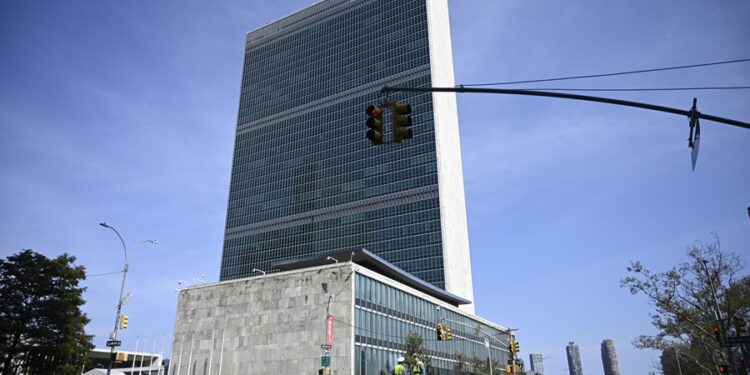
[[100, 222, 157, 375]]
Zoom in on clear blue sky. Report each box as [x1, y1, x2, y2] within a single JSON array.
[[1, 1, 748, 374]]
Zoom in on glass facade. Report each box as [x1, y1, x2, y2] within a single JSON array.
[[354, 273, 509, 374], [221, 0, 454, 289], [529, 353, 545, 374], [566, 342, 584, 375]]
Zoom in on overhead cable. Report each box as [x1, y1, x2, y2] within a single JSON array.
[[459, 58, 750, 87]]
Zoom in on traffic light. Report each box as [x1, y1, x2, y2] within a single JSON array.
[[366, 105, 384, 145], [509, 340, 519, 354], [437, 323, 443, 341], [718, 364, 728, 373], [445, 327, 453, 341], [514, 341, 520, 354], [713, 325, 724, 347], [391, 103, 413, 143], [119, 314, 128, 330]]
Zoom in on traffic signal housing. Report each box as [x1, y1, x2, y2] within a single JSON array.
[[436, 323, 443, 341], [391, 103, 413, 143], [119, 314, 128, 330], [713, 325, 724, 347], [718, 364, 728, 373], [366, 105, 384, 145], [509, 339, 519, 355], [445, 327, 453, 341]]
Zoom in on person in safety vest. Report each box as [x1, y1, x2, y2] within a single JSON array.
[[393, 356, 406, 375], [413, 355, 425, 374]]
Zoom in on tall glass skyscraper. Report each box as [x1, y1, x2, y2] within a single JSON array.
[[566, 341, 584, 375], [601, 339, 621, 375], [220, 0, 474, 310]]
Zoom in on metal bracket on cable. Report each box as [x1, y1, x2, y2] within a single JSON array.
[[688, 98, 701, 170]]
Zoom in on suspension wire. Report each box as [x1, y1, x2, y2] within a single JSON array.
[[459, 58, 750, 87], [86, 270, 124, 277], [507, 86, 750, 92]]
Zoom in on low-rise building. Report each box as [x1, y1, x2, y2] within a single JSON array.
[[169, 249, 512, 374]]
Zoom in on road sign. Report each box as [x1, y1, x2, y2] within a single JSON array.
[[321, 355, 331, 367], [106, 339, 122, 347], [320, 344, 332, 350]]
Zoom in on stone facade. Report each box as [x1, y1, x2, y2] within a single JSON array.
[[170, 263, 354, 375]]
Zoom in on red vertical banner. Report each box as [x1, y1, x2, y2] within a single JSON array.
[[326, 314, 334, 346]]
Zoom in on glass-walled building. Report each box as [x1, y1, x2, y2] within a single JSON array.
[[171, 250, 511, 375], [354, 272, 508, 374], [221, 0, 475, 311]]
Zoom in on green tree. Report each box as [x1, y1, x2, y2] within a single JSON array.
[[620, 237, 749, 374], [404, 331, 431, 371], [470, 356, 487, 374], [0, 249, 93, 374], [454, 352, 469, 374]]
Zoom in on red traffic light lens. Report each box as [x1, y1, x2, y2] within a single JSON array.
[[713, 326, 721, 333], [366, 105, 380, 118]]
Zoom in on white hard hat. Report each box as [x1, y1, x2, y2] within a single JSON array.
[[397, 356, 405, 363]]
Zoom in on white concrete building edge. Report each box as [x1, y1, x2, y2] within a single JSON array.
[[425, 0, 475, 313]]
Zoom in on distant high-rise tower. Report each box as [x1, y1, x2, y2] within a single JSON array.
[[566, 342, 584, 375], [529, 353, 545, 374], [601, 339, 621, 375], [219, 0, 474, 310]]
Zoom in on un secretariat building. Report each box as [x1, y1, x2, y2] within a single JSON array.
[[220, 0, 474, 311]]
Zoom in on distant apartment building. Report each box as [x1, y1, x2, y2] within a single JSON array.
[[529, 353, 545, 374], [601, 339, 621, 375], [566, 341, 584, 375]]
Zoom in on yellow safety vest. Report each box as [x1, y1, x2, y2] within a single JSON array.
[[394, 363, 406, 375], [413, 360, 424, 374]]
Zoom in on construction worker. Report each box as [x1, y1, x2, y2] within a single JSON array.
[[393, 356, 406, 375], [412, 355, 425, 375]]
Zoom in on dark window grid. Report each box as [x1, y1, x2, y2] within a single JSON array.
[[226, 173, 438, 222], [232, 89, 433, 164], [228, 236, 443, 269], [244, 19, 428, 90], [227, 143, 437, 198], [225, 166, 438, 220], [237, 71, 432, 126], [229, 123, 436, 185], [224, 201, 441, 247], [231, 107, 435, 173], [224, 200, 441, 246], [245, 0, 426, 66], [221, 244, 444, 283], [225, 175, 438, 226], [226, 215, 442, 253], [237, 57, 431, 123], [243, 3, 428, 87]]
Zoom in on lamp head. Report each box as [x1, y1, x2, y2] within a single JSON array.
[[99, 222, 110, 228]]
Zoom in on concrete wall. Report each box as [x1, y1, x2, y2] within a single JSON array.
[[170, 263, 354, 375], [426, 0, 475, 313]]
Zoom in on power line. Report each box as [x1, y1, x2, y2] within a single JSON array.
[[86, 270, 124, 277], [459, 58, 750, 87], [507, 86, 750, 92]]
